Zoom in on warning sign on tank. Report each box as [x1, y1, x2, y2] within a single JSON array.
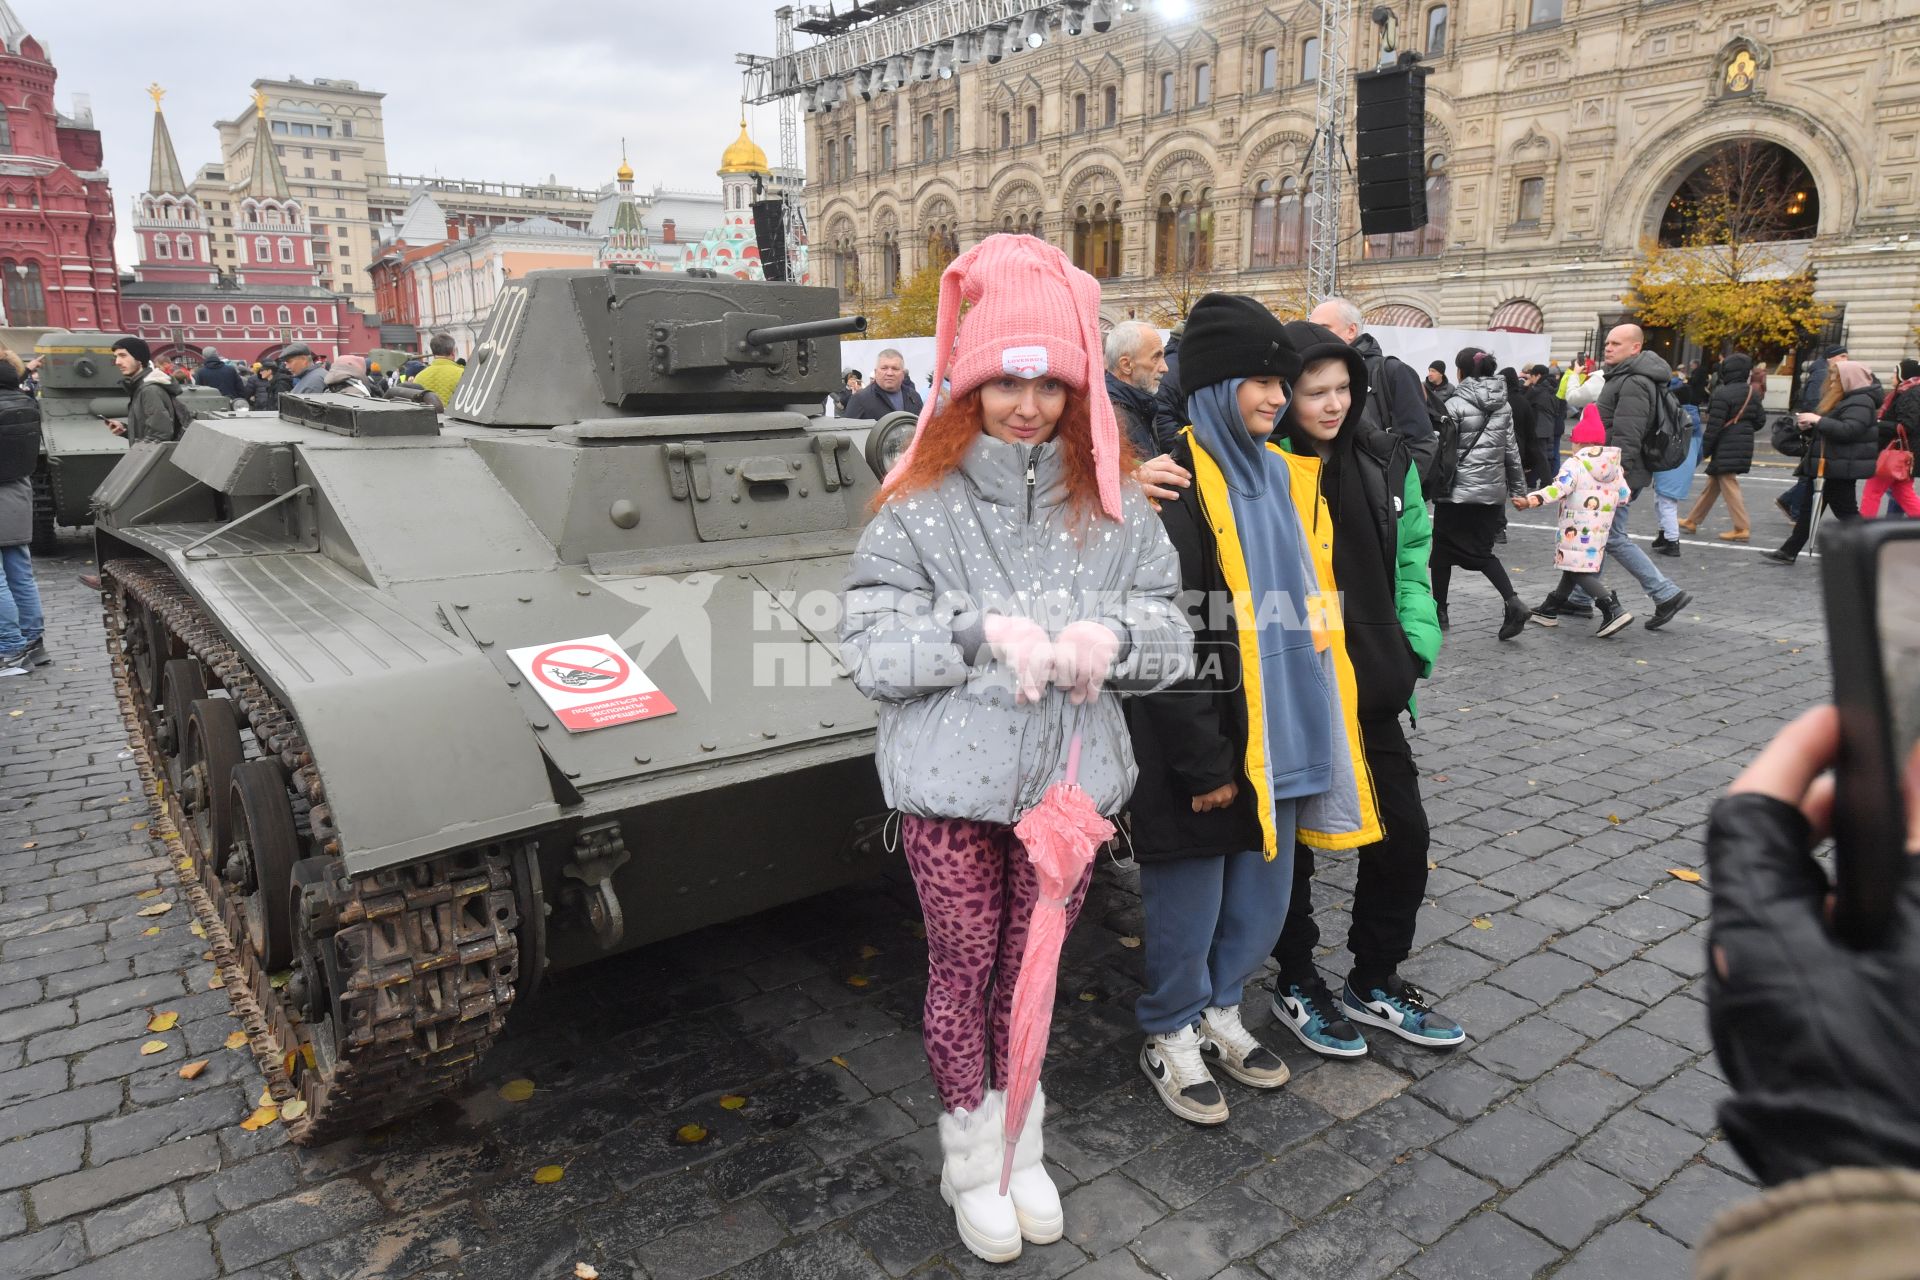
[[506, 634, 676, 732]]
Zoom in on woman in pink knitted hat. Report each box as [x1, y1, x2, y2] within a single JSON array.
[[840, 234, 1193, 1264]]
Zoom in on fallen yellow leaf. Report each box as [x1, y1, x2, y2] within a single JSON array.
[[845, 974, 869, 988], [177, 857, 193, 872], [201, 950, 214, 961], [178, 1060, 208, 1080], [257, 1086, 275, 1108], [829, 1055, 849, 1068], [1667, 868, 1704, 883], [858, 944, 881, 960], [137, 888, 162, 899], [141, 927, 160, 937], [674, 1123, 709, 1144], [575, 1265, 600, 1280], [280, 1099, 308, 1122], [1117, 936, 1142, 949], [1078, 990, 1097, 1001], [719, 1094, 748, 1110], [208, 973, 225, 989], [1607, 814, 1621, 824], [147, 1012, 179, 1032], [130, 821, 148, 831], [240, 1105, 279, 1131], [190, 921, 206, 938], [499, 1078, 536, 1103], [1471, 917, 1493, 930], [301, 1044, 315, 1071], [533, 1165, 565, 1184], [8, 709, 21, 717], [283, 1050, 298, 1077], [136, 902, 172, 917], [20, 841, 34, 849], [269, 971, 289, 990], [140, 1040, 169, 1055]]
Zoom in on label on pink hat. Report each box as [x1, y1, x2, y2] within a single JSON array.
[[1001, 345, 1050, 378]]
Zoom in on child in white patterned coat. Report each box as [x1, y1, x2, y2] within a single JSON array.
[[1514, 405, 1636, 637]]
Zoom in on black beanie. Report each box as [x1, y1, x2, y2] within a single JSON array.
[[1277, 320, 1369, 429], [1899, 358, 1920, 383], [1179, 293, 1301, 397], [111, 336, 153, 365]]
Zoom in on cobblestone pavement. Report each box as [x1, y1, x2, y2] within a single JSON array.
[[1, 478, 1827, 1280]]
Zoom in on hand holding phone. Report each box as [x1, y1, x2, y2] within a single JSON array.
[[1819, 520, 1920, 945], [107, 418, 127, 437], [1706, 714, 1920, 1185]]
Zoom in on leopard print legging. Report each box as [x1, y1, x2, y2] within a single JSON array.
[[902, 814, 1095, 1114]]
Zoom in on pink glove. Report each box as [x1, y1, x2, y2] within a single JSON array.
[[983, 615, 1055, 705], [1051, 620, 1121, 706]]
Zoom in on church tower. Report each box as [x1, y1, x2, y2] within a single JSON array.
[[233, 89, 317, 288], [131, 84, 215, 284], [596, 147, 661, 270], [717, 116, 771, 214]]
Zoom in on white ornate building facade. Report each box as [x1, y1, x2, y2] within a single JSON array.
[[804, 0, 1920, 369]]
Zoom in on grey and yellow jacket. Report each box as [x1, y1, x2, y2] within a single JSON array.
[[1439, 375, 1526, 505], [840, 433, 1193, 824]]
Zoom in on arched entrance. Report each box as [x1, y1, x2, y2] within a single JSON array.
[[1656, 140, 1818, 247]]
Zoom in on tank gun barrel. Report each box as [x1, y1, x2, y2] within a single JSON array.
[[742, 315, 867, 347]]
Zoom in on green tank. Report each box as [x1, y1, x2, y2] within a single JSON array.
[[91, 270, 904, 1142], [30, 331, 231, 552]]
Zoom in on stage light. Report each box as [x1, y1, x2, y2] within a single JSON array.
[[934, 41, 955, 77], [1088, 0, 1114, 30], [1018, 9, 1046, 47]]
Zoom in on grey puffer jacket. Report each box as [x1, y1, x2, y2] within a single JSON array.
[[840, 433, 1193, 823], [1440, 376, 1525, 505]]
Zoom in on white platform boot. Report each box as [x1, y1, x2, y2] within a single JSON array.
[[995, 1086, 1064, 1244], [938, 1091, 1022, 1263]]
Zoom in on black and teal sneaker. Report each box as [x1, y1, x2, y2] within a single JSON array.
[[1271, 980, 1368, 1058], [1341, 975, 1466, 1048]]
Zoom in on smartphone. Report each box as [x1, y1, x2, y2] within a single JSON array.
[[1820, 519, 1920, 947]]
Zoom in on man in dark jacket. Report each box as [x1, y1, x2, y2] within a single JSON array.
[[282, 343, 327, 395], [1549, 324, 1693, 630], [107, 337, 189, 445], [1424, 361, 1454, 421], [1309, 298, 1438, 484], [0, 360, 47, 670], [840, 349, 923, 420], [1267, 321, 1460, 1058], [193, 348, 245, 401], [1523, 364, 1564, 467], [1104, 320, 1168, 457], [1152, 325, 1188, 441]]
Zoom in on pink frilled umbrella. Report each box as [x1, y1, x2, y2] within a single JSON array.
[[1000, 734, 1115, 1193]]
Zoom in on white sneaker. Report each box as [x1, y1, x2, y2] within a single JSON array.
[[994, 1087, 1062, 1244], [938, 1092, 1022, 1263], [1199, 1004, 1292, 1088], [1139, 1024, 1229, 1125]]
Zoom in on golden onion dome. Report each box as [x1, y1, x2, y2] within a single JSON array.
[[616, 156, 634, 182], [719, 121, 770, 176]]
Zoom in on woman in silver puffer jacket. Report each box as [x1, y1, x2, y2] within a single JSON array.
[[1430, 349, 1529, 640]]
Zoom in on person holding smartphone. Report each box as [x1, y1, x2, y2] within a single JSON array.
[[1700, 707, 1920, 1277]]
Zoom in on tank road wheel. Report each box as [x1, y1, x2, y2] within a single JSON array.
[[184, 698, 245, 872], [125, 599, 165, 704], [158, 659, 207, 761], [228, 760, 300, 971]]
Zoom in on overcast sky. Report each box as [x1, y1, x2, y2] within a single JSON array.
[[20, 0, 790, 267]]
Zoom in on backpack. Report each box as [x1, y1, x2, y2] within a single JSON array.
[[1640, 377, 1692, 473]]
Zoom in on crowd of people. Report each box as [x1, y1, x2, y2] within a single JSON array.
[[0, 331, 474, 671], [836, 233, 1920, 1271]]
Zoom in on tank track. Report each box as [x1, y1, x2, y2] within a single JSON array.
[[103, 557, 523, 1144]]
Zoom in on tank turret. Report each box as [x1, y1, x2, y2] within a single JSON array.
[[30, 330, 229, 551], [88, 271, 897, 1142]]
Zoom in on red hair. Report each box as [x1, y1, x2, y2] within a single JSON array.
[[873, 386, 1137, 526]]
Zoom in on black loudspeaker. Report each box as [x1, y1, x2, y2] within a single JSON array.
[[752, 199, 790, 282], [1355, 63, 1430, 235]]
